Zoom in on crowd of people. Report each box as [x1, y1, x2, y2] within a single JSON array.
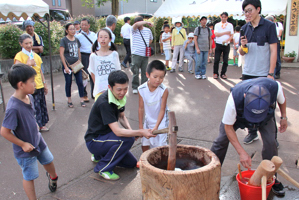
[[0, 0, 289, 199]]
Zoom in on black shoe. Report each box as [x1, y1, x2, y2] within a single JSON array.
[[272, 179, 285, 196], [276, 140, 280, 149], [121, 62, 128, 68], [46, 172, 58, 192], [243, 133, 259, 144], [275, 74, 280, 79]]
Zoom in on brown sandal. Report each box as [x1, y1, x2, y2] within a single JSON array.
[[221, 74, 227, 79]]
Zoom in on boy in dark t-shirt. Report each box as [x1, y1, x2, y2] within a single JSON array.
[[1, 64, 58, 199]]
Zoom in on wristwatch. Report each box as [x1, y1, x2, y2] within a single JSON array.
[[268, 73, 274, 77], [280, 117, 288, 120]]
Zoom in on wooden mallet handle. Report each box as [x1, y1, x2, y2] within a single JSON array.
[[277, 168, 299, 189], [167, 111, 177, 171], [261, 175, 267, 200], [248, 160, 276, 186], [152, 126, 178, 135]]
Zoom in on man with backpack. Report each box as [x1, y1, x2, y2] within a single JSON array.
[[194, 16, 213, 79]]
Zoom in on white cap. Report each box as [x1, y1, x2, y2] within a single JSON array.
[[188, 32, 194, 38]]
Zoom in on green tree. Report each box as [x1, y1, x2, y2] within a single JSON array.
[[81, 0, 128, 16]]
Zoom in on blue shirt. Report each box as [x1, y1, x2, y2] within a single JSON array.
[[76, 30, 97, 54], [105, 27, 115, 43], [240, 17, 278, 76], [2, 95, 47, 158]]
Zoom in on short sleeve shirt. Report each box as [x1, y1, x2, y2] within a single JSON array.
[[60, 37, 81, 65], [84, 90, 125, 142], [14, 51, 44, 89], [2, 95, 47, 158], [240, 18, 278, 76], [194, 26, 212, 51], [214, 22, 234, 44], [161, 32, 171, 50], [88, 51, 121, 96], [222, 81, 285, 125], [131, 27, 153, 57], [183, 40, 195, 55], [76, 30, 97, 54]]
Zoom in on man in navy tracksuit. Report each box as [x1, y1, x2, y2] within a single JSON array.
[[211, 77, 287, 196], [84, 70, 155, 180]]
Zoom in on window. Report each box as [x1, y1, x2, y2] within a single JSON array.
[[58, 0, 61, 6], [52, 0, 56, 6], [150, 0, 157, 2]]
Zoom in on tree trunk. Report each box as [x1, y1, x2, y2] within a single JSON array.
[[111, 0, 119, 16]]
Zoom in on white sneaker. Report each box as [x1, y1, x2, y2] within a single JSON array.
[[202, 75, 207, 79], [195, 75, 201, 79], [132, 89, 138, 94]]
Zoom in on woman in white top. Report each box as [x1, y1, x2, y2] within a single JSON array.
[[88, 28, 121, 100]]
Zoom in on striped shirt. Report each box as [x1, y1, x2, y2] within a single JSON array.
[[162, 32, 171, 50], [131, 27, 153, 57]]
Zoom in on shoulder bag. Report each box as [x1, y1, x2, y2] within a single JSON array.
[[65, 59, 84, 74], [139, 29, 154, 57]]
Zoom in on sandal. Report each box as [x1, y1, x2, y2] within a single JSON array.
[[80, 102, 86, 107], [213, 74, 218, 79], [67, 102, 74, 108], [221, 74, 227, 79]]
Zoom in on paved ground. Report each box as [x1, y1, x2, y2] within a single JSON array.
[[0, 55, 298, 200]]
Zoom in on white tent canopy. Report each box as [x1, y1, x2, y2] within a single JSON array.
[[154, 0, 288, 18], [0, 0, 49, 20]]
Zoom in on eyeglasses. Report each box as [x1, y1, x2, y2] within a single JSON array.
[[243, 8, 253, 14]]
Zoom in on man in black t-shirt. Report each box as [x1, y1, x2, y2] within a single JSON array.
[[84, 70, 155, 180]]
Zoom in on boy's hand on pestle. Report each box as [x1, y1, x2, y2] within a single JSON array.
[[141, 129, 156, 139], [239, 151, 252, 169]]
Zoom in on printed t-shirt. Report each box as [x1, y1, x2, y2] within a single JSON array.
[[60, 36, 81, 65], [88, 51, 121, 96]]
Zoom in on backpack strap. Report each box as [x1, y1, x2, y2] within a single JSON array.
[[179, 31, 185, 40]]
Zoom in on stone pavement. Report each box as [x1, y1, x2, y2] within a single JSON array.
[[0, 55, 298, 200]]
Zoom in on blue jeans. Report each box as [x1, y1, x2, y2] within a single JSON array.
[[195, 51, 209, 75], [62, 65, 84, 98], [15, 147, 54, 181]]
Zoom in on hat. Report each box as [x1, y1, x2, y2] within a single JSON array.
[[22, 20, 35, 30], [200, 16, 207, 21], [244, 85, 271, 123], [74, 21, 80, 25], [188, 32, 194, 38], [220, 12, 229, 17]]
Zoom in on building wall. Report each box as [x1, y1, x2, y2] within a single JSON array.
[[71, 0, 95, 17], [43, 0, 67, 10], [95, 0, 164, 17], [285, 0, 299, 62]]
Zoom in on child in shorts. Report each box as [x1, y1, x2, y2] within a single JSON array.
[[138, 60, 169, 152], [161, 24, 172, 71], [233, 25, 241, 66], [1, 63, 58, 199]]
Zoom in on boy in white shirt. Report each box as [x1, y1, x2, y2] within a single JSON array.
[[161, 24, 172, 71], [233, 26, 240, 66], [138, 60, 169, 152]]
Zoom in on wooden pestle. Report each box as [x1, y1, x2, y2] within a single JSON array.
[[267, 156, 283, 182], [248, 160, 276, 186]]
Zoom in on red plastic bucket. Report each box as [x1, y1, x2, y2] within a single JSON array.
[[236, 170, 275, 200]]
